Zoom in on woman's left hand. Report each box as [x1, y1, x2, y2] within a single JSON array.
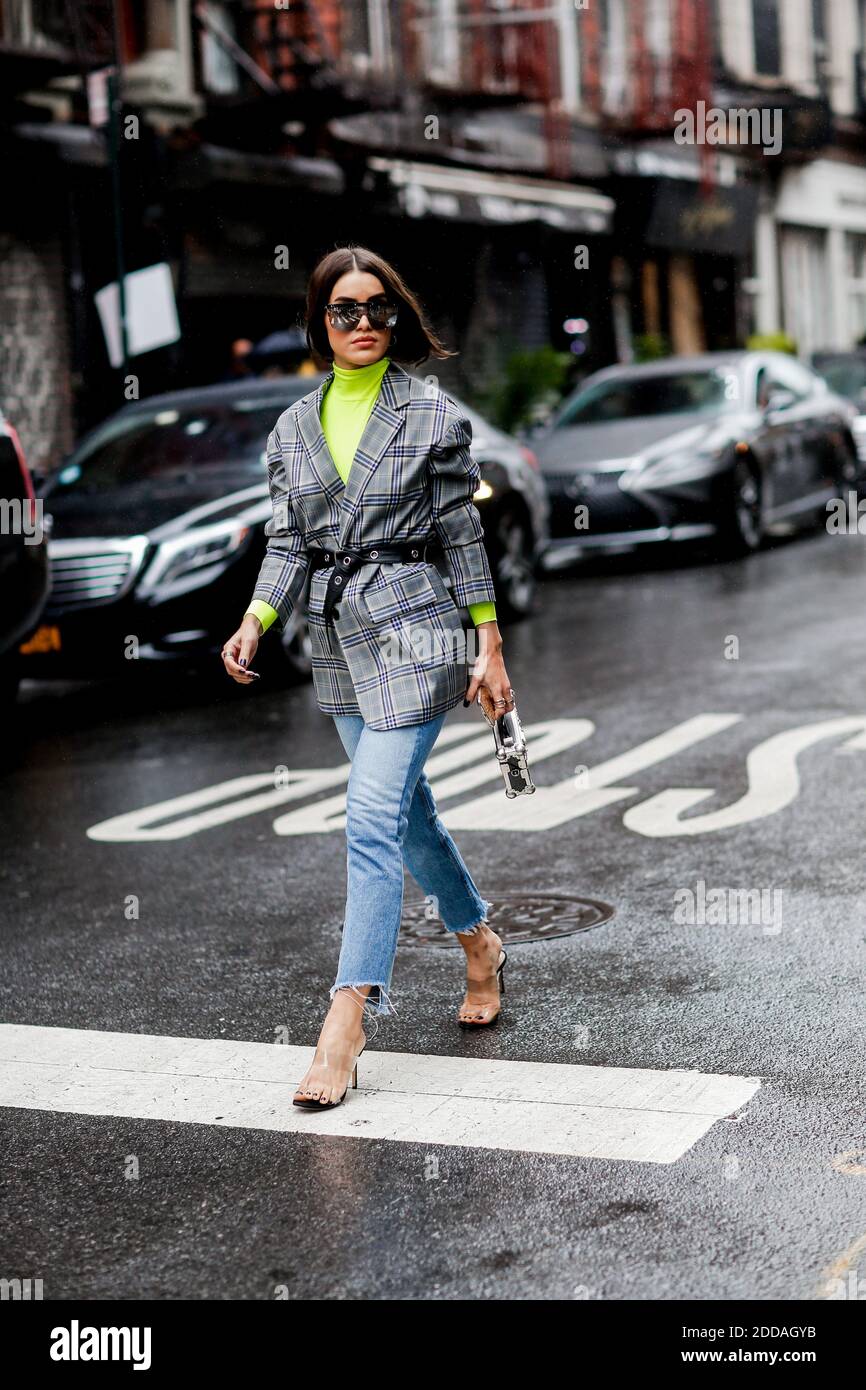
[[465, 622, 515, 723]]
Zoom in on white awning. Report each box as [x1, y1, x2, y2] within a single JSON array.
[[366, 157, 614, 234]]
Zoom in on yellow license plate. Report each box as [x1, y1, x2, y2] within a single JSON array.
[[20, 624, 62, 654]]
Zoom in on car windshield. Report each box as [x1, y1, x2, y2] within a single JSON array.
[[49, 395, 306, 496], [555, 367, 738, 426], [814, 358, 866, 403]]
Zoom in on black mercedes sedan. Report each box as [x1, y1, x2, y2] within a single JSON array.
[[23, 376, 547, 684], [535, 351, 860, 568]]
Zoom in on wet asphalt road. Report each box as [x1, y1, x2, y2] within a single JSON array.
[[2, 524, 866, 1303]]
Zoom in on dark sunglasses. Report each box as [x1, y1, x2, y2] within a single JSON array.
[[324, 299, 399, 332]]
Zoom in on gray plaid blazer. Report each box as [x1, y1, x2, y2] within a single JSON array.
[[248, 359, 498, 730]]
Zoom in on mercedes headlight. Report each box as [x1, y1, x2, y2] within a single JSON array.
[[139, 518, 252, 598]]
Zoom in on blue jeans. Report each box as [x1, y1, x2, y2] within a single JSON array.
[[330, 711, 492, 1019]]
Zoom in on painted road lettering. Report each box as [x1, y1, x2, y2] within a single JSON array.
[[86, 714, 866, 842]]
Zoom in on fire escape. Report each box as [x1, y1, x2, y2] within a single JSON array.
[[195, 0, 339, 96], [396, 0, 574, 181], [582, 0, 717, 187], [192, 0, 375, 151], [0, 0, 115, 103]]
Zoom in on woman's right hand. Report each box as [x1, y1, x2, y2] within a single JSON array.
[[222, 614, 263, 684]]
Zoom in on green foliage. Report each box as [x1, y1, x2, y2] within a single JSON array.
[[746, 331, 798, 355], [632, 333, 671, 362], [477, 345, 571, 432]]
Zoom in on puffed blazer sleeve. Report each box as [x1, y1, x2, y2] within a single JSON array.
[[427, 411, 498, 611], [247, 420, 311, 633]]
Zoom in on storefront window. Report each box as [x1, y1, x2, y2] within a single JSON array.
[[751, 0, 782, 77], [599, 0, 628, 113], [342, 0, 392, 77], [780, 225, 831, 357], [846, 233, 866, 344], [811, 0, 828, 89], [644, 0, 672, 105], [199, 1, 238, 94], [424, 0, 460, 87]]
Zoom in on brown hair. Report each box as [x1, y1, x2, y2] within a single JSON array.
[[304, 245, 455, 367]]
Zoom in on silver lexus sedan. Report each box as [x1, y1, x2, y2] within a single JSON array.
[[534, 352, 860, 568]]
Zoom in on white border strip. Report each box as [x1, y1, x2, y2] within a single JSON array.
[[0, 1026, 761, 1164]]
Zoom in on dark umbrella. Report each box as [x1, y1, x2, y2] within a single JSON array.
[[247, 328, 309, 373]]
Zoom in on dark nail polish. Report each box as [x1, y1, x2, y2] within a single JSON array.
[[239, 658, 247, 666], [462, 698, 469, 706]]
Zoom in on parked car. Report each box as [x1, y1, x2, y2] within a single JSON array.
[[24, 375, 547, 684], [811, 349, 866, 474], [534, 351, 860, 568], [0, 413, 50, 705]]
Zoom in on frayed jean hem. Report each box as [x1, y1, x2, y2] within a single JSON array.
[[330, 980, 399, 1020], [447, 896, 493, 937]]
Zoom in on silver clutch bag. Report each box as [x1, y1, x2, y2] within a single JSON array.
[[491, 702, 536, 798]]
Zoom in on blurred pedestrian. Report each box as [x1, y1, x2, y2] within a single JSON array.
[[222, 337, 253, 381]]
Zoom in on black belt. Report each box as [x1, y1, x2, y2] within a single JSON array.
[[308, 539, 442, 623]]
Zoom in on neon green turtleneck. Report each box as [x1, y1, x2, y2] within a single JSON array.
[[245, 356, 497, 632], [321, 353, 392, 478]]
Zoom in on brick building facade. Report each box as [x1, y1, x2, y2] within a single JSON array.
[[2, 0, 865, 466]]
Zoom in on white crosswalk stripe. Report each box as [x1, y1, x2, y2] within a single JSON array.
[[0, 1025, 760, 1164]]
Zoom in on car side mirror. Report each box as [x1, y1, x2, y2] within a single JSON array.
[[765, 388, 796, 415]]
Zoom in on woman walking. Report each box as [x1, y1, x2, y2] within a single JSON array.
[[222, 246, 516, 1109]]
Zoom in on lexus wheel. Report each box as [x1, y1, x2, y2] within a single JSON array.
[[720, 456, 764, 557]]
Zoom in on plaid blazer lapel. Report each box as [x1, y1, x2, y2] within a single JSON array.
[[295, 359, 411, 549], [295, 371, 342, 521]]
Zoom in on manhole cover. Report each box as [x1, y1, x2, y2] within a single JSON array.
[[399, 892, 615, 948]]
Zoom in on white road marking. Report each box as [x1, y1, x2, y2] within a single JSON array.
[[84, 713, 866, 842], [85, 715, 742, 841], [0, 1025, 760, 1165], [84, 721, 593, 841], [624, 716, 866, 836], [444, 714, 742, 830]]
